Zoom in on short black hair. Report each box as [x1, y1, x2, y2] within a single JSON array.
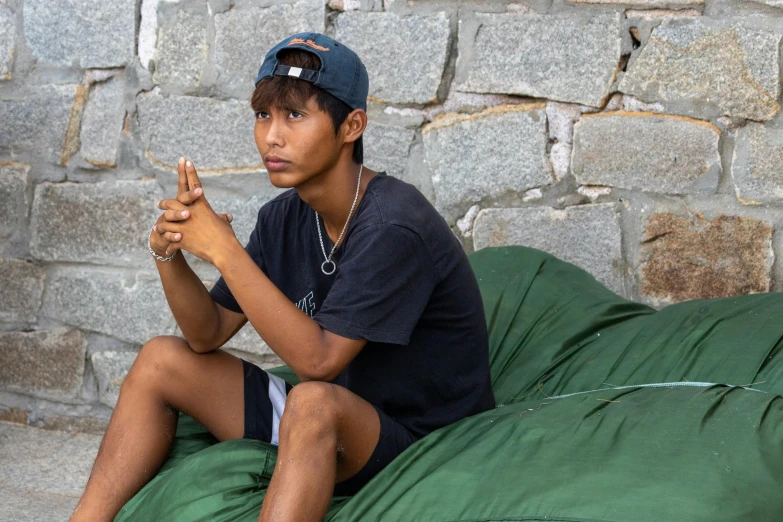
[[250, 48, 363, 165]]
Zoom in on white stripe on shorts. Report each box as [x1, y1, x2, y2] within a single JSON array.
[[267, 372, 289, 446]]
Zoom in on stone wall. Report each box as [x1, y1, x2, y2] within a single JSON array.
[[2, 0, 783, 431]]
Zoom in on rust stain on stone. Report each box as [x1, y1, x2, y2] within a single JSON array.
[[639, 212, 773, 303], [122, 112, 131, 136], [85, 158, 117, 169], [59, 84, 89, 166], [144, 150, 265, 176], [0, 407, 29, 426], [646, 27, 781, 119], [737, 196, 762, 206], [37, 414, 109, 435], [581, 110, 721, 135], [422, 102, 546, 135]]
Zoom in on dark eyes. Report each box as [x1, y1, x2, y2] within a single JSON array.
[[255, 111, 302, 119]]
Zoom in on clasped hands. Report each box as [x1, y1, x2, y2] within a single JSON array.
[[149, 157, 238, 266]]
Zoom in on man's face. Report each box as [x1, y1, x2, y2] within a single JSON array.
[[254, 95, 340, 188]]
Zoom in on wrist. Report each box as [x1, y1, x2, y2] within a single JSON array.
[[148, 226, 177, 262], [152, 248, 175, 262], [213, 239, 244, 272], [150, 242, 168, 258], [149, 236, 168, 257]]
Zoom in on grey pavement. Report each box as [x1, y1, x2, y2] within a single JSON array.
[[0, 422, 102, 522]]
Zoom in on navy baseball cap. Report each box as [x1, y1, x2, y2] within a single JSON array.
[[254, 32, 369, 111]]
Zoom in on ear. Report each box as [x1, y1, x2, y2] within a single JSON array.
[[341, 108, 367, 144]]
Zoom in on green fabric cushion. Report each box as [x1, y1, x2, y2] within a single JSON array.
[[116, 246, 783, 521]]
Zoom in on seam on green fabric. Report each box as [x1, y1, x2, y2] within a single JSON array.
[[443, 516, 616, 522], [262, 448, 271, 484], [545, 381, 768, 401]]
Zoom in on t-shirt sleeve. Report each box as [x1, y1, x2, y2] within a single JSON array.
[[312, 223, 440, 345], [209, 209, 267, 314]]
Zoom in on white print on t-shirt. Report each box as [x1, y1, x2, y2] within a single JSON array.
[[295, 290, 316, 318]]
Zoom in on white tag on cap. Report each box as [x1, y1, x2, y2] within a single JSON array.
[[288, 67, 303, 78]]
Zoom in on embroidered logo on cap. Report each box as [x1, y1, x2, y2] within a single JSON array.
[[287, 37, 330, 51]]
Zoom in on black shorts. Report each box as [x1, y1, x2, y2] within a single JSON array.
[[241, 358, 417, 497]]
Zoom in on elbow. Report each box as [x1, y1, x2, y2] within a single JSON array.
[[299, 367, 332, 383], [300, 359, 336, 383], [185, 339, 216, 354], [297, 333, 336, 382]]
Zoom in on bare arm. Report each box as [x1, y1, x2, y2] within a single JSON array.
[[150, 157, 244, 353], [155, 160, 369, 382], [153, 252, 247, 352], [214, 241, 369, 382]]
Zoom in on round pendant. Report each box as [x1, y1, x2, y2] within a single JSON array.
[[321, 259, 336, 275]]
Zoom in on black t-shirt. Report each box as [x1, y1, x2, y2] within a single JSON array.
[[209, 170, 496, 439]]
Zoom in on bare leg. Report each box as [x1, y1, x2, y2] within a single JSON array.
[[258, 381, 381, 522], [69, 336, 246, 522]]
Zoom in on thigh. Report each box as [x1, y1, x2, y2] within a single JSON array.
[[129, 335, 245, 442], [332, 403, 417, 496]]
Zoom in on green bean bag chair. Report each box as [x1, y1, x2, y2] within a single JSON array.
[[116, 246, 783, 521]]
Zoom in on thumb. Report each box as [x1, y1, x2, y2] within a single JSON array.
[[219, 213, 233, 224]]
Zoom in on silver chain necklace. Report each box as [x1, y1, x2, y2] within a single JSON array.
[[315, 163, 363, 275]]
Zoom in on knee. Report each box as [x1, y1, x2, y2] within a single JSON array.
[[125, 335, 188, 387], [279, 381, 339, 439]]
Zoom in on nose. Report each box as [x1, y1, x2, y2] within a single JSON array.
[[263, 113, 285, 149]]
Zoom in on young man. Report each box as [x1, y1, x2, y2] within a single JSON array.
[[70, 32, 495, 522]]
